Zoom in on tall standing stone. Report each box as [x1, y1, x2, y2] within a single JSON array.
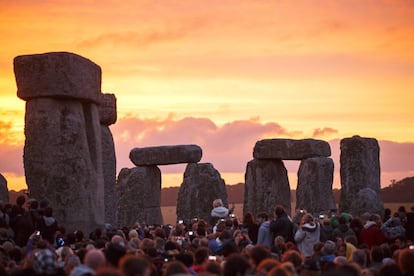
[[339, 135, 383, 216], [14, 52, 104, 233], [296, 157, 336, 215], [0, 173, 9, 204], [117, 166, 163, 226], [99, 93, 117, 226], [176, 163, 227, 224], [244, 159, 291, 218]]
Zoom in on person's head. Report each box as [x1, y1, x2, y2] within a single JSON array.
[[16, 195, 26, 207], [274, 205, 286, 218], [301, 213, 314, 224], [44, 207, 53, 217], [257, 212, 269, 223], [281, 250, 304, 271], [163, 260, 189, 276], [371, 246, 384, 263], [84, 249, 106, 271], [105, 242, 126, 267], [256, 258, 280, 275], [212, 199, 223, 208], [249, 245, 270, 267], [243, 212, 255, 225], [351, 249, 367, 268], [223, 253, 251, 276], [175, 252, 195, 268], [119, 255, 152, 276], [398, 248, 414, 275], [194, 247, 209, 265]]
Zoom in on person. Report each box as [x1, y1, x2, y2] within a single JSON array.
[[360, 214, 386, 249], [210, 199, 229, 226], [269, 205, 294, 243], [294, 213, 320, 257], [256, 212, 272, 248], [242, 212, 259, 244], [405, 206, 414, 242], [381, 215, 406, 241], [38, 207, 58, 245]]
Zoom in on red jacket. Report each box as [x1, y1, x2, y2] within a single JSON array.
[[359, 221, 386, 248]]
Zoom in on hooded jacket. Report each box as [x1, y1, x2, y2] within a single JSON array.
[[359, 221, 386, 248], [257, 221, 272, 248], [294, 222, 320, 257]]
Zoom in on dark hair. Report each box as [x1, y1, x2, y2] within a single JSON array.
[[223, 253, 251, 276], [250, 245, 270, 266], [194, 247, 209, 265], [257, 212, 269, 220], [16, 195, 26, 206], [275, 205, 286, 218], [119, 255, 152, 276]]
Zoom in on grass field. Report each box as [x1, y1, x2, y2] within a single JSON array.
[[161, 202, 414, 225]]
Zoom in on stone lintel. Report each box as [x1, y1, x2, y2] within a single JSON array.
[[130, 144, 202, 166]]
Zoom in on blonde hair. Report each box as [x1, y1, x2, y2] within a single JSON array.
[[212, 199, 223, 208]]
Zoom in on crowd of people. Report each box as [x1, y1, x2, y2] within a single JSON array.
[[0, 195, 413, 276]]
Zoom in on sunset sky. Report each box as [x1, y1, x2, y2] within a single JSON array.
[[1, 0, 414, 192]]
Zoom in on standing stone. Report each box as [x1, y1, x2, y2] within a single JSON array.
[[99, 93, 117, 226], [0, 173, 9, 204], [14, 52, 104, 233], [339, 135, 383, 215], [117, 166, 163, 226], [244, 159, 291, 218], [349, 188, 384, 217], [176, 163, 227, 224], [296, 157, 336, 215], [130, 145, 202, 166], [254, 138, 331, 160]]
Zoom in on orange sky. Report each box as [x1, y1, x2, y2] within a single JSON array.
[[1, 0, 414, 191]]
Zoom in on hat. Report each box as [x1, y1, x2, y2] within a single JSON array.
[[33, 249, 61, 275]]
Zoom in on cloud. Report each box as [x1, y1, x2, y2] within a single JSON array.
[[1, 115, 413, 187], [111, 115, 299, 173], [77, 17, 207, 49], [312, 127, 339, 138]]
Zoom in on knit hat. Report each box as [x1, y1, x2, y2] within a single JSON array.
[[33, 249, 61, 275]]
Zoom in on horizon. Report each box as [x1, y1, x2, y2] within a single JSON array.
[[1, 1, 414, 191]]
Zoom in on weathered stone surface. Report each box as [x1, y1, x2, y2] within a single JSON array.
[[253, 138, 331, 160], [0, 173, 9, 204], [176, 163, 227, 224], [102, 126, 117, 225], [339, 136, 382, 214], [117, 166, 163, 226], [14, 52, 101, 103], [349, 188, 384, 217], [244, 159, 291, 218], [23, 98, 104, 233], [130, 145, 202, 166], [99, 93, 117, 126], [296, 157, 336, 215]]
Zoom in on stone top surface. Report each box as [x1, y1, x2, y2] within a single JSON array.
[[130, 144, 202, 166], [14, 52, 102, 103], [253, 138, 331, 160]]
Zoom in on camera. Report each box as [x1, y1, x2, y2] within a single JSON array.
[[189, 231, 194, 236], [229, 214, 236, 218], [178, 220, 183, 224]]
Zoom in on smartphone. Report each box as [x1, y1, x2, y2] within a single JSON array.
[[35, 231, 41, 236], [409, 245, 414, 250], [188, 231, 194, 235], [178, 220, 183, 224], [208, 256, 217, 261]]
